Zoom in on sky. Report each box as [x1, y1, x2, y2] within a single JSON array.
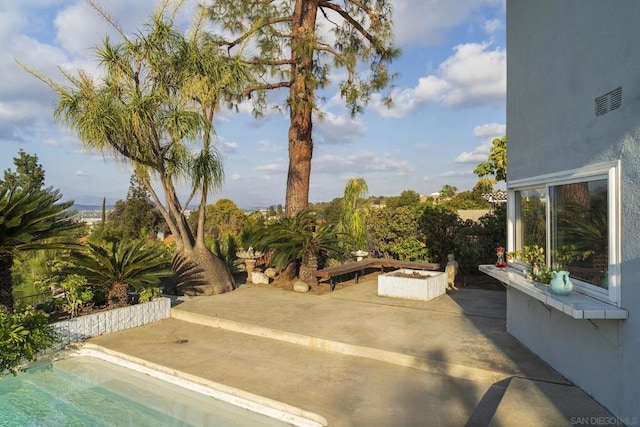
[[0, 0, 506, 210]]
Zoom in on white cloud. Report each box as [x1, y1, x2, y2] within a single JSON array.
[[440, 169, 473, 177], [257, 139, 283, 153], [257, 163, 287, 174], [414, 143, 433, 150], [439, 42, 506, 108], [314, 112, 367, 144], [374, 42, 506, 117], [453, 122, 504, 164], [376, 76, 449, 118], [392, 0, 503, 45], [217, 138, 238, 154], [230, 173, 241, 180], [54, 2, 111, 55], [454, 143, 491, 164], [472, 123, 506, 138], [484, 19, 503, 34], [75, 169, 88, 178], [313, 151, 413, 175]]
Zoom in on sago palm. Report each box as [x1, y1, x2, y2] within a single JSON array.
[[254, 210, 344, 286], [71, 240, 173, 307], [0, 185, 80, 313]]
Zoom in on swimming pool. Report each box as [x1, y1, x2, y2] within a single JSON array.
[[0, 351, 325, 426]]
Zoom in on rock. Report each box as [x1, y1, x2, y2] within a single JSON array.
[[293, 281, 310, 293], [264, 267, 277, 278], [251, 271, 270, 285]]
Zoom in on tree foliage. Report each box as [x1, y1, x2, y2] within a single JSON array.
[[23, 2, 253, 294], [474, 135, 507, 191], [95, 175, 165, 243], [440, 189, 491, 211], [386, 189, 421, 209], [1, 307, 58, 376], [313, 197, 343, 225], [0, 185, 81, 313], [419, 205, 462, 267], [439, 185, 458, 199], [204, 0, 400, 216], [188, 198, 247, 241], [366, 206, 428, 261], [1, 150, 46, 192]]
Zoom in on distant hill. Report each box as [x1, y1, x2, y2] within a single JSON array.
[[73, 203, 270, 213], [73, 204, 114, 211]]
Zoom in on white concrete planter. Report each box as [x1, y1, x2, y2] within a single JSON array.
[[378, 269, 447, 301], [52, 297, 171, 348]]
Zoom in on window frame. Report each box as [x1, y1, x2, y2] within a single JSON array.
[[507, 160, 621, 306]]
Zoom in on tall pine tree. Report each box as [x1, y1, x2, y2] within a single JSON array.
[[204, 0, 399, 216]]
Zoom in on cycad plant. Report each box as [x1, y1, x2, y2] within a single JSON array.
[[253, 210, 344, 286], [0, 185, 80, 313], [71, 240, 173, 307]]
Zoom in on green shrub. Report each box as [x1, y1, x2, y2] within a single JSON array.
[[366, 206, 429, 261], [138, 286, 161, 303], [1, 307, 59, 376], [60, 274, 93, 318], [210, 234, 239, 273]]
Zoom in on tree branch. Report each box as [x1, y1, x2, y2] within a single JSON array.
[[218, 16, 292, 51], [318, 1, 387, 55], [315, 43, 348, 65], [241, 58, 294, 66], [244, 81, 291, 96]]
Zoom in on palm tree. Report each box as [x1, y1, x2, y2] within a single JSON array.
[[338, 177, 369, 251], [71, 240, 173, 307], [21, 2, 252, 295], [0, 185, 80, 313], [254, 210, 344, 286]]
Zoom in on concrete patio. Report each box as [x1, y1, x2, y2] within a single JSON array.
[[88, 275, 613, 426]]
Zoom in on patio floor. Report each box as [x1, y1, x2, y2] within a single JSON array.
[[88, 275, 613, 426]]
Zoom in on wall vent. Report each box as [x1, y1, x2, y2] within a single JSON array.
[[595, 87, 622, 116]]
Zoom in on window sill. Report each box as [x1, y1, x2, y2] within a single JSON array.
[[479, 265, 628, 320]]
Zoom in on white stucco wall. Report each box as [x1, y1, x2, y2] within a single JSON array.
[[507, 0, 640, 418]]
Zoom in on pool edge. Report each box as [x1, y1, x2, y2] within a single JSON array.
[[69, 343, 328, 427]]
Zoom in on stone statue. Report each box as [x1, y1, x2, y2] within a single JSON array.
[[445, 253, 459, 290]]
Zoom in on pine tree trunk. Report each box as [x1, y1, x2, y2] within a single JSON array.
[[0, 253, 14, 314], [285, 0, 318, 217]]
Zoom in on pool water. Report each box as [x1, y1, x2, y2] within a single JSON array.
[[0, 357, 289, 427]]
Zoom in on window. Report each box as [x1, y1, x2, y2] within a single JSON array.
[[508, 161, 620, 304], [550, 180, 608, 289], [516, 187, 546, 249]]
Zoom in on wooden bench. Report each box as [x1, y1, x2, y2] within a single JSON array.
[[312, 258, 440, 291]]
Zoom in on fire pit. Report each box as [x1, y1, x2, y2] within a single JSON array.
[[378, 269, 447, 301]]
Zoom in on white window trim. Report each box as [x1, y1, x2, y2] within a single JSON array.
[[507, 160, 621, 306]]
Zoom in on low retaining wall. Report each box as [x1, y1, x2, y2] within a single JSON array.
[[52, 297, 171, 347]]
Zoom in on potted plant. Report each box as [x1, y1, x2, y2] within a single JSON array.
[[507, 245, 551, 283]]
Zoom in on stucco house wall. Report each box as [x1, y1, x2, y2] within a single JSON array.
[[507, 0, 640, 418]]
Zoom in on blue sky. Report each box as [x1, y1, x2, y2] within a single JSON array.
[[0, 0, 506, 210]]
